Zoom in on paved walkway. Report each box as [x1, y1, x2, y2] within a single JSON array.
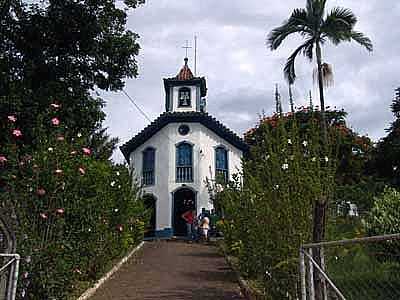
[[90, 240, 244, 300]]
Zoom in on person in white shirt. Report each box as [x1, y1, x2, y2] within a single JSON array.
[[200, 216, 210, 241]]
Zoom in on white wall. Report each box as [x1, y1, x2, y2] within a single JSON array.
[[130, 122, 243, 232], [171, 85, 199, 112]]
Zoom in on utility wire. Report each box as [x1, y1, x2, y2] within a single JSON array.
[[121, 89, 176, 145], [122, 89, 153, 123]]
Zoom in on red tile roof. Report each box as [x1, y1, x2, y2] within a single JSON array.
[[176, 58, 194, 80]]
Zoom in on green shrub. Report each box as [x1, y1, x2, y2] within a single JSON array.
[[1, 108, 146, 299], [209, 115, 337, 299], [365, 187, 400, 262]]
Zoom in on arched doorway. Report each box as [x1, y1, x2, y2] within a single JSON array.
[[143, 194, 156, 238], [173, 188, 196, 236]]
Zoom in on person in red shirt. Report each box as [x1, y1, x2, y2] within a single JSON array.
[[182, 209, 197, 241]]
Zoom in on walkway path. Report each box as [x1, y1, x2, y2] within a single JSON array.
[[90, 240, 244, 300]]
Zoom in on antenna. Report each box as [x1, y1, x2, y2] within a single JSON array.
[[275, 84, 282, 115], [289, 84, 294, 113], [194, 35, 197, 76], [309, 90, 313, 110]]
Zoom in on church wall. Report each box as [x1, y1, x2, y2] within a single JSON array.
[[197, 126, 243, 212], [129, 122, 243, 237], [130, 126, 171, 233]]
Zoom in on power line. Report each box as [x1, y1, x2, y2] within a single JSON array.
[[121, 89, 176, 145], [122, 89, 153, 123]]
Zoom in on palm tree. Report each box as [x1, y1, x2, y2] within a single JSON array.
[[267, 1, 372, 297], [267, 0, 372, 143]]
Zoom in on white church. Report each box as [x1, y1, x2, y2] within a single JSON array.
[[120, 58, 248, 238]]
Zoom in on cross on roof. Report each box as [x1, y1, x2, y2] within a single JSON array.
[[182, 40, 192, 58]]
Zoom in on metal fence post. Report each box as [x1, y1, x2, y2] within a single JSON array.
[[10, 254, 20, 300], [300, 248, 307, 300], [307, 248, 315, 300], [320, 247, 327, 300]]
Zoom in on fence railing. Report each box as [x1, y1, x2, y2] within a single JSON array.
[[0, 254, 20, 300], [300, 233, 400, 300], [176, 166, 193, 182]]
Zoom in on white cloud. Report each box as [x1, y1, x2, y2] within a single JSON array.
[[102, 0, 399, 162]]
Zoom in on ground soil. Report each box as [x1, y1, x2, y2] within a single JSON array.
[[89, 240, 244, 300]]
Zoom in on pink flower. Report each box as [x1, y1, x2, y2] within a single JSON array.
[[7, 115, 17, 122], [117, 225, 123, 232], [57, 136, 64, 141], [56, 208, 65, 215], [51, 118, 60, 126], [78, 167, 85, 175], [50, 103, 61, 109], [36, 188, 46, 196], [0, 156, 7, 164], [74, 268, 82, 275], [40, 213, 48, 219], [82, 148, 91, 156], [12, 129, 22, 137], [55, 169, 63, 175]]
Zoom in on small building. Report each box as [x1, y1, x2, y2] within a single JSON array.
[[120, 58, 248, 238]]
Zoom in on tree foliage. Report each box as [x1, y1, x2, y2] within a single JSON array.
[[1, 107, 146, 299], [0, 0, 144, 148], [365, 187, 400, 262], [373, 88, 400, 187], [210, 115, 337, 299], [267, 0, 372, 85]]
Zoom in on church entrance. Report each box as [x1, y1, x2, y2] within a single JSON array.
[[143, 194, 156, 238], [173, 188, 196, 236]]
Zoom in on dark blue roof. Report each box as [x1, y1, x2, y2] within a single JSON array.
[[120, 111, 249, 162]]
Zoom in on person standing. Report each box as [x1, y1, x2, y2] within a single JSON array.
[[200, 215, 210, 241], [181, 209, 196, 241]]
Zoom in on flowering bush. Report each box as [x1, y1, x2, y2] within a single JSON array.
[[1, 107, 146, 299], [210, 116, 337, 299]]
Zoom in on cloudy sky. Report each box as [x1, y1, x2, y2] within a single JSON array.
[[100, 0, 400, 162]]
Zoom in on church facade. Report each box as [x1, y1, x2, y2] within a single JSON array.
[[120, 58, 248, 238]]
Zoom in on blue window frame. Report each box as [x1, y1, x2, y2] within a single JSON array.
[[215, 146, 228, 183], [176, 142, 193, 182], [142, 147, 155, 186]]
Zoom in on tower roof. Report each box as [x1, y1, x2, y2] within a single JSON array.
[[176, 58, 194, 80]]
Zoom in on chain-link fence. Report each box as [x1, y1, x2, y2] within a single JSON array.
[[300, 233, 400, 300], [0, 254, 20, 300]]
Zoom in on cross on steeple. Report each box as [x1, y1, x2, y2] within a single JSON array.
[[182, 40, 192, 58]]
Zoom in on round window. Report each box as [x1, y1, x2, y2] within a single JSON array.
[[178, 124, 190, 136]]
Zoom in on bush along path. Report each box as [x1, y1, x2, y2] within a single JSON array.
[[89, 240, 244, 300], [1, 107, 147, 299]]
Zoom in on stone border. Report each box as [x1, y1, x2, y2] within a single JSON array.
[[77, 241, 145, 300]]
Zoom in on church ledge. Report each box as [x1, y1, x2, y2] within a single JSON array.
[[120, 111, 249, 162], [154, 228, 173, 238]]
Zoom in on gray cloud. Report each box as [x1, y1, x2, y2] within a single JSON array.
[[103, 0, 400, 162]]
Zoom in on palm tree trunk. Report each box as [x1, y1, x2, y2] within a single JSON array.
[[314, 40, 328, 300], [316, 42, 328, 145]]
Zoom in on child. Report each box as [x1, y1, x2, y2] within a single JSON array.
[[200, 215, 210, 241]]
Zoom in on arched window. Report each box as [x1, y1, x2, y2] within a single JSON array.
[[142, 147, 155, 186], [178, 87, 191, 107], [215, 146, 228, 183], [176, 142, 193, 182]]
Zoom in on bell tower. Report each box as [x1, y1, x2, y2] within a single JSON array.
[[163, 58, 207, 113]]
